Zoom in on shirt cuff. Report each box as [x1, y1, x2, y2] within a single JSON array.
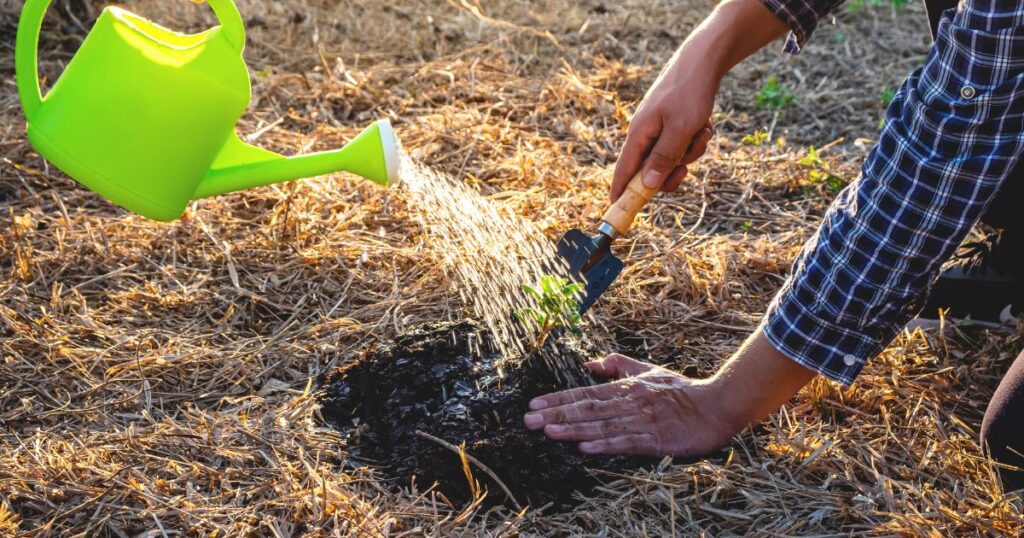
[[760, 0, 814, 54], [761, 279, 888, 386]]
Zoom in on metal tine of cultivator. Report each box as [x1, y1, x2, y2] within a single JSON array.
[[549, 171, 662, 313], [555, 228, 623, 313]]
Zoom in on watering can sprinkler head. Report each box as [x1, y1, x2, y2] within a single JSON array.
[[15, 0, 401, 222]]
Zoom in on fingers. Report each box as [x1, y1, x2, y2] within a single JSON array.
[[658, 124, 712, 193], [611, 121, 659, 202], [543, 416, 650, 441], [613, 118, 714, 198], [639, 123, 701, 191], [580, 434, 659, 455], [523, 398, 627, 430], [682, 124, 713, 166], [661, 165, 689, 193], [527, 381, 629, 411], [586, 353, 655, 378]]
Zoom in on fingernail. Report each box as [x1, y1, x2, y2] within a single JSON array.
[[524, 413, 544, 429], [546, 424, 564, 434], [579, 442, 597, 453], [642, 170, 662, 189], [529, 398, 547, 410]]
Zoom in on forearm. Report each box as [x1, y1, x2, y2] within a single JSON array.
[[709, 330, 816, 430], [662, 0, 789, 86], [613, 0, 790, 196]]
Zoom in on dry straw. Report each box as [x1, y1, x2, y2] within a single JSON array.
[[1, 0, 1022, 535]]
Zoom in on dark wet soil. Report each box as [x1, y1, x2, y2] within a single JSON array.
[[316, 320, 650, 508]]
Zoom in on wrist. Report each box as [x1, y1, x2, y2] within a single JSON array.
[[673, 0, 790, 81], [663, 46, 724, 99], [705, 331, 817, 431], [700, 373, 754, 434]]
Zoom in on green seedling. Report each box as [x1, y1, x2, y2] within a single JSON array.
[[880, 86, 897, 108], [800, 146, 847, 194], [741, 130, 770, 146], [848, 0, 909, 11], [756, 76, 795, 110], [516, 275, 584, 353], [799, 146, 826, 169], [879, 86, 897, 128]]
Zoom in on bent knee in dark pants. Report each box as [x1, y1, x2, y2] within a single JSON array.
[[982, 349, 1024, 491]]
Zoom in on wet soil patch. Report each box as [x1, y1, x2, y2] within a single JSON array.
[[316, 320, 651, 508]]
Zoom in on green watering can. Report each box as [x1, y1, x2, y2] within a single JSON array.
[[15, 0, 400, 222]]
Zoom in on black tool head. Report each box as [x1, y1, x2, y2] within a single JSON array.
[[555, 229, 623, 313]]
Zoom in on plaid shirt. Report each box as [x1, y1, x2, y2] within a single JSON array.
[[760, 0, 1024, 384]]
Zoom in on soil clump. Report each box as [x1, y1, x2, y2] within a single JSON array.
[[317, 320, 649, 507]]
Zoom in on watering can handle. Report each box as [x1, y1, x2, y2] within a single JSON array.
[[15, 0, 247, 120]]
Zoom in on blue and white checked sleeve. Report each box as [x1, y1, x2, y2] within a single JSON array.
[[762, 0, 1024, 385], [761, 0, 847, 53]]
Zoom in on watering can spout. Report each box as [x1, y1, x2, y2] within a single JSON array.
[[193, 119, 401, 199]]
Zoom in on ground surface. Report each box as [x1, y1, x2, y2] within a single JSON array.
[[317, 320, 651, 508], [1, 0, 1023, 536]]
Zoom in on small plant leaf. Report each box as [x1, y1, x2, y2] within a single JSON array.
[[517, 273, 586, 352], [741, 130, 769, 146], [540, 275, 558, 296], [562, 282, 584, 297], [755, 75, 795, 110], [521, 284, 542, 302]]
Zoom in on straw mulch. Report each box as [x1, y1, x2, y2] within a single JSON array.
[[2, 0, 1022, 535]]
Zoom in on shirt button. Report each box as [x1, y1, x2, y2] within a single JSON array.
[[843, 354, 857, 366], [961, 86, 976, 99]]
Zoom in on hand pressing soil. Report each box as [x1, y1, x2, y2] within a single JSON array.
[[316, 320, 652, 508]]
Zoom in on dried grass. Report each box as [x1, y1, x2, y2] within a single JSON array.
[[1, 0, 1022, 535]]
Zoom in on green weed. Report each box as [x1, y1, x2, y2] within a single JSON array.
[[800, 146, 848, 194], [848, 0, 910, 12], [756, 76, 795, 110], [880, 86, 897, 108], [741, 130, 770, 146]]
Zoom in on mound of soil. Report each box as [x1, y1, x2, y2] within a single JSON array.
[[316, 320, 649, 508]]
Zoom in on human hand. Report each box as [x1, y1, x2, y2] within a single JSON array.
[[608, 0, 793, 202], [523, 354, 740, 456], [610, 55, 717, 202]]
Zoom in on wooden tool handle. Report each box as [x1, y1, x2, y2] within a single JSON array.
[[602, 173, 659, 236]]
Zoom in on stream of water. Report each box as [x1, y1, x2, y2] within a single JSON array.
[[397, 153, 582, 374]]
